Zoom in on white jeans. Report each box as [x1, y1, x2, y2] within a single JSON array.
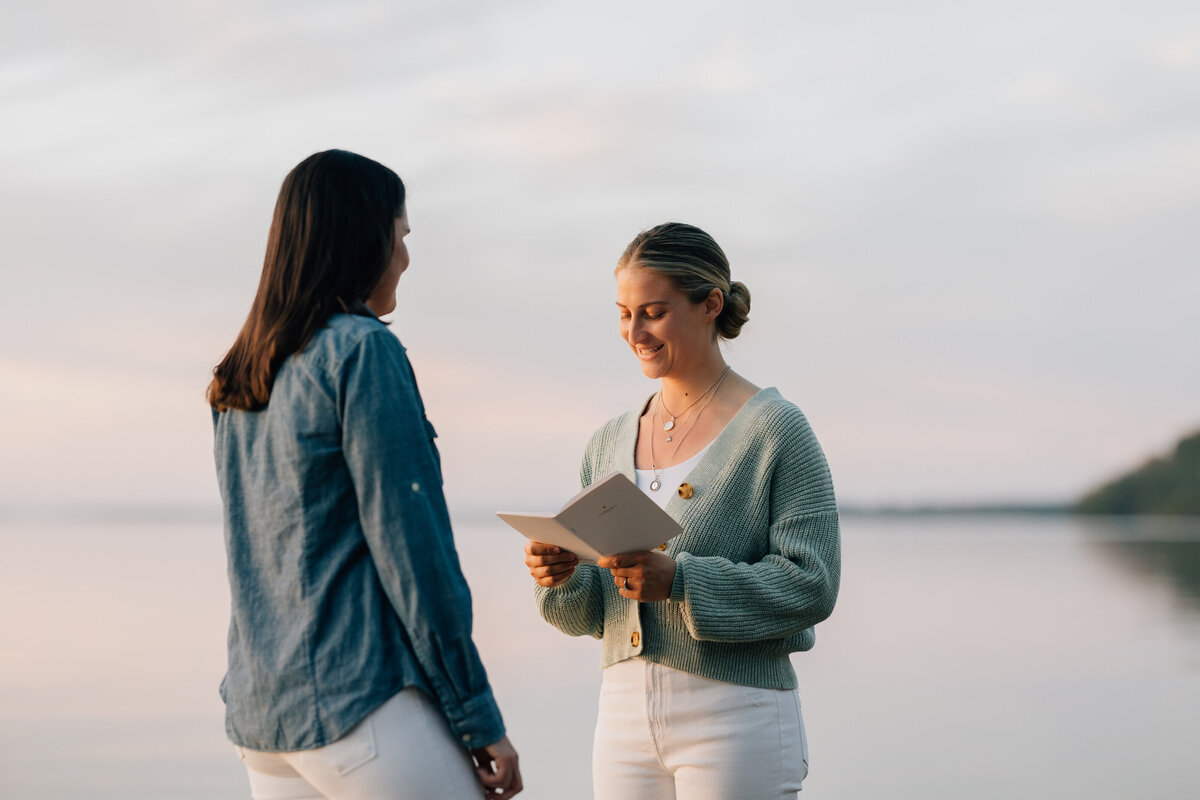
[[235, 689, 480, 800], [593, 658, 809, 800]]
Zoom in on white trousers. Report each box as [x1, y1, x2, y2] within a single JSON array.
[[593, 658, 809, 800], [235, 689, 480, 800]]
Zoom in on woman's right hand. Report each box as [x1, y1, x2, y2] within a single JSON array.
[[524, 541, 578, 587], [471, 735, 522, 798]]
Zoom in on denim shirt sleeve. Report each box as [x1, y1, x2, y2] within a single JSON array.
[[338, 328, 505, 748]]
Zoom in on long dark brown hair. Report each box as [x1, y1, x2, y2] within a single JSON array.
[[207, 150, 405, 411]]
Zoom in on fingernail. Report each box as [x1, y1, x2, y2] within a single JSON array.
[[549, 547, 560, 554]]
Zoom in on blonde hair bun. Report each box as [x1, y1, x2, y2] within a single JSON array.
[[718, 280, 751, 340]]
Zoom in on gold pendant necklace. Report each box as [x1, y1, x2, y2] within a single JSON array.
[[648, 366, 732, 491], [660, 365, 731, 434]]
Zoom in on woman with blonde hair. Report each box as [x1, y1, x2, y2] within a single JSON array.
[[524, 222, 840, 800], [210, 149, 521, 800]]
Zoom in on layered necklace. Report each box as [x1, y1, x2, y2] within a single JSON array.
[[647, 365, 732, 492]]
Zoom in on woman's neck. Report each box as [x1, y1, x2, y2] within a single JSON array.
[[658, 358, 730, 414]]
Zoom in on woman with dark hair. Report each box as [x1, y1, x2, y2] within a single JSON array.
[[523, 222, 840, 799], [209, 149, 522, 800]]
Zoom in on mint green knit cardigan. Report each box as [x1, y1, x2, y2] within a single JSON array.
[[534, 387, 840, 690]]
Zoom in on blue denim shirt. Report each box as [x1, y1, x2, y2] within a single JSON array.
[[212, 312, 505, 752]]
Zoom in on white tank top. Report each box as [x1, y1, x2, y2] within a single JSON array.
[[634, 442, 714, 510]]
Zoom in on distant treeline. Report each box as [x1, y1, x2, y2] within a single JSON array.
[[842, 503, 1069, 516], [1076, 430, 1200, 515]]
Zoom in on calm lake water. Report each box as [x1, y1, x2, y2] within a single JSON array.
[[2, 512, 1198, 799]]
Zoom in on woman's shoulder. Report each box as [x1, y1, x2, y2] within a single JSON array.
[[302, 312, 398, 368], [586, 394, 652, 448], [741, 387, 825, 453], [323, 311, 392, 346], [747, 387, 809, 425], [584, 407, 636, 456], [578, 397, 650, 482], [752, 388, 836, 510]]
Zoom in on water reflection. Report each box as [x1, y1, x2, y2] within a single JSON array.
[[5, 514, 1200, 800], [1074, 515, 1200, 617]]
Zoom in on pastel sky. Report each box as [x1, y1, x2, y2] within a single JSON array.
[[1, 0, 1197, 511]]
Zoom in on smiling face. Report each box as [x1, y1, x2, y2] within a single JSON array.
[[365, 211, 410, 316], [616, 265, 723, 380]]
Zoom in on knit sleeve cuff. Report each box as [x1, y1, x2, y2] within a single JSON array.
[[534, 564, 606, 639], [537, 564, 589, 595], [668, 556, 686, 602]]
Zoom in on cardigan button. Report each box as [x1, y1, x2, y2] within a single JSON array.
[[630, 631, 640, 647], [677, 482, 694, 499], [657, 543, 667, 551]]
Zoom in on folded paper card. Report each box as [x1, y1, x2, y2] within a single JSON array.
[[497, 471, 684, 563]]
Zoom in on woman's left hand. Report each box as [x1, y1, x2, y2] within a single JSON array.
[[598, 551, 677, 602]]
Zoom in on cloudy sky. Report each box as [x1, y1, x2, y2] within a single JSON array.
[[1, 0, 1197, 512]]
